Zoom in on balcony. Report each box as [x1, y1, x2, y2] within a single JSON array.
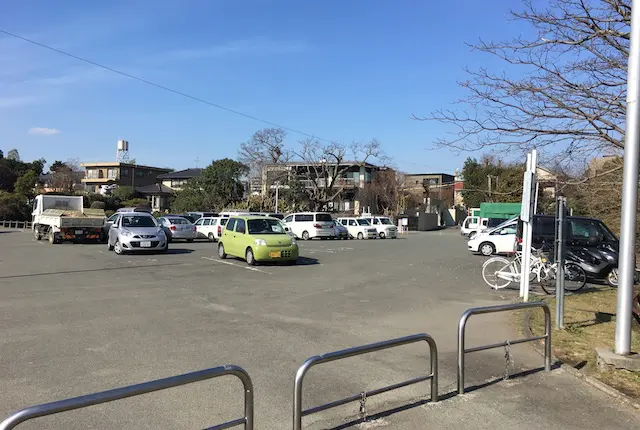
[[299, 177, 358, 188]]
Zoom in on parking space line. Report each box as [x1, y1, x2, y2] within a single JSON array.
[[201, 257, 272, 275]]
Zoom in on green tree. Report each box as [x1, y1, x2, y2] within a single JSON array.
[[171, 181, 206, 212], [461, 156, 525, 208], [6, 149, 20, 161], [199, 158, 249, 210], [0, 191, 30, 221], [112, 186, 136, 202], [14, 170, 39, 199]]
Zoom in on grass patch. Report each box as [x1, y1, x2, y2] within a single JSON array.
[[528, 288, 640, 399]]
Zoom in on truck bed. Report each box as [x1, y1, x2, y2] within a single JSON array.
[[37, 209, 105, 228]]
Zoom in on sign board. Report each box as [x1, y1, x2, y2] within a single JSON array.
[[520, 170, 534, 222]]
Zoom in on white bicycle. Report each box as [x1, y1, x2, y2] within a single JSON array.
[[482, 248, 587, 293]]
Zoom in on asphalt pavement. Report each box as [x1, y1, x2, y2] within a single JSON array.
[[0, 228, 637, 429]]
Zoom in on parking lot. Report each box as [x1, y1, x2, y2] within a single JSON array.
[[0, 229, 637, 429]]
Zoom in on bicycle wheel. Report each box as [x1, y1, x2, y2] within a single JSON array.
[[482, 257, 514, 290], [564, 262, 587, 292]]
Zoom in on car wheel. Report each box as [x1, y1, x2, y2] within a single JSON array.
[[48, 229, 58, 244], [114, 240, 124, 255], [479, 242, 495, 256], [218, 243, 227, 259], [208, 233, 215, 242], [357, 232, 364, 240], [160, 244, 168, 253], [246, 247, 256, 266], [107, 240, 114, 251], [606, 269, 618, 288], [33, 226, 41, 241], [302, 231, 310, 240], [379, 232, 386, 239]]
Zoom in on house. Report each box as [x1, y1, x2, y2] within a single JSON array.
[[156, 168, 203, 191], [261, 161, 383, 213], [80, 162, 172, 193], [134, 183, 175, 212], [403, 173, 456, 206], [536, 166, 558, 198]]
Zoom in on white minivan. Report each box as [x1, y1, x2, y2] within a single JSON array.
[[337, 218, 378, 240], [359, 215, 398, 239], [460, 216, 481, 236], [283, 212, 334, 240], [194, 216, 228, 242], [467, 221, 518, 256]]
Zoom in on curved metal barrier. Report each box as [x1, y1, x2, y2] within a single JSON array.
[[293, 333, 438, 430], [0, 365, 253, 430], [457, 302, 551, 394]]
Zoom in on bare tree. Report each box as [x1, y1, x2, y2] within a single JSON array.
[[294, 139, 384, 210], [49, 159, 82, 192], [238, 128, 291, 177], [417, 0, 630, 168]]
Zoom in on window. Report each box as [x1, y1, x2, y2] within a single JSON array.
[[121, 168, 129, 176], [315, 213, 332, 222], [236, 219, 246, 234], [135, 170, 145, 178], [349, 220, 357, 226], [536, 217, 555, 237], [107, 168, 118, 179], [107, 213, 119, 223], [226, 218, 237, 231], [372, 218, 380, 225], [195, 219, 203, 226], [86, 169, 100, 179], [295, 214, 313, 222], [203, 219, 211, 226], [169, 218, 189, 224], [492, 225, 516, 235], [379, 218, 393, 225], [171, 179, 188, 188], [220, 218, 229, 226], [248, 218, 285, 234], [120, 215, 157, 227], [340, 219, 348, 225], [211, 219, 218, 225], [283, 215, 293, 223], [356, 219, 371, 226]]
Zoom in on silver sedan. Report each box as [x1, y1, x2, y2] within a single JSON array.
[[107, 212, 168, 255], [158, 216, 198, 242]]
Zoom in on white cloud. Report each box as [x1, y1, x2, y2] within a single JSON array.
[[28, 127, 60, 136]]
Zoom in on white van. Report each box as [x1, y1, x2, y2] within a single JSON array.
[[460, 216, 481, 236], [338, 218, 378, 239], [467, 220, 518, 256], [359, 215, 398, 239], [282, 212, 334, 240]]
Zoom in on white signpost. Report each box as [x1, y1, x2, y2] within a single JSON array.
[[519, 150, 538, 302]]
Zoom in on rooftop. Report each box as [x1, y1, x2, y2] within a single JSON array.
[[80, 162, 172, 172], [265, 161, 381, 168], [157, 168, 203, 180], [134, 183, 175, 195]]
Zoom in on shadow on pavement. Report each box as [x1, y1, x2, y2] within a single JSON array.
[[464, 364, 561, 394]]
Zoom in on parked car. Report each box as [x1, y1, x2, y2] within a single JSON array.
[[107, 212, 167, 255], [157, 216, 197, 242], [185, 211, 218, 221], [359, 215, 398, 239], [282, 212, 334, 240], [218, 216, 298, 265], [468, 218, 509, 239], [468, 222, 518, 256], [337, 218, 378, 240], [460, 215, 481, 236], [332, 220, 350, 239], [194, 216, 228, 242]]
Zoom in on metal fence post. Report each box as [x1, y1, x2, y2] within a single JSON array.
[[457, 302, 551, 394], [555, 197, 566, 329], [0, 365, 253, 430], [293, 333, 438, 430]]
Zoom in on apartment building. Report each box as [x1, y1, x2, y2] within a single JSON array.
[[80, 162, 172, 193]]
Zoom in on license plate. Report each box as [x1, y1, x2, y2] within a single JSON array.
[[269, 251, 281, 258], [75, 230, 83, 235], [140, 241, 152, 248]]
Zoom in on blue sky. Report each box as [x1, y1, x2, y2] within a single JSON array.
[[0, 0, 526, 173]]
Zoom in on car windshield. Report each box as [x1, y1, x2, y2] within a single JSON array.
[[121, 215, 156, 228], [315, 213, 332, 222], [247, 218, 286, 234], [379, 218, 393, 225], [357, 219, 371, 226]]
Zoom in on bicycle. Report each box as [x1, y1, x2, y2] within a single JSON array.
[[482, 248, 587, 293]]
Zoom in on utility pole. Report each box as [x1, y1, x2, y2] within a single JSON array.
[[616, 0, 640, 355], [274, 181, 280, 214]]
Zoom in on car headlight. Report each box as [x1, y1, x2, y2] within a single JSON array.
[[120, 229, 133, 237], [254, 239, 267, 246]]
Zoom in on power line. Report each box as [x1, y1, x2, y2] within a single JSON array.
[[0, 29, 332, 143]]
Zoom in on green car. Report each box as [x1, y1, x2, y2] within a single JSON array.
[[218, 216, 299, 265]]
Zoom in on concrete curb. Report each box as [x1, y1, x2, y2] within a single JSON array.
[[522, 309, 640, 411]]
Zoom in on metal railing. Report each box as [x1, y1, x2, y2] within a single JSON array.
[[0, 221, 31, 229], [293, 333, 438, 430], [0, 365, 254, 430], [457, 302, 551, 394]]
